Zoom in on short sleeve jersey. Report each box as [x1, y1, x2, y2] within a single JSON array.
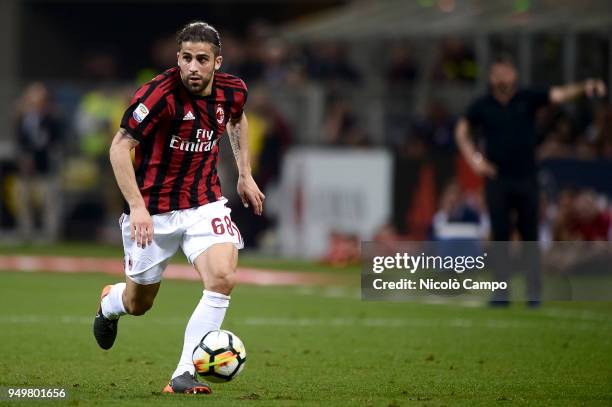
[[465, 87, 549, 178], [120, 68, 247, 215]]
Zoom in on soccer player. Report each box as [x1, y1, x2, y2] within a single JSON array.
[[92, 21, 265, 394], [455, 56, 606, 305]]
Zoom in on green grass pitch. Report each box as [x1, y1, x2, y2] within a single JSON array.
[[1, 269, 611, 406]]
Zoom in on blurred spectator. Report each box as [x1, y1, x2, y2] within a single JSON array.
[[545, 188, 611, 274], [151, 35, 179, 71], [222, 26, 308, 88], [240, 21, 273, 83], [433, 38, 477, 83], [83, 50, 119, 81], [247, 87, 292, 190], [307, 42, 361, 83], [538, 113, 576, 160], [218, 33, 242, 75], [75, 49, 124, 162], [74, 87, 126, 167], [551, 189, 578, 240], [283, 43, 311, 86], [386, 43, 418, 84], [574, 136, 599, 160], [408, 100, 458, 189], [538, 103, 612, 160], [397, 131, 428, 159], [322, 96, 370, 146], [570, 189, 611, 240], [413, 100, 456, 153], [534, 103, 556, 141], [135, 35, 180, 85], [14, 82, 63, 242], [72, 86, 130, 235], [261, 39, 290, 87], [584, 102, 612, 158], [552, 188, 611, 241], [431, 180, 488, 241]]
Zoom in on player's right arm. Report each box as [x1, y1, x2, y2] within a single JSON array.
[[109, 129, 153, 248], [455, 117, 497, 179]]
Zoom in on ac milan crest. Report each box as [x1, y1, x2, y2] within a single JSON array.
[[216, 105, 225, 124]]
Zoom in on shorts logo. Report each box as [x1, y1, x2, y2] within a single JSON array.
[[133, 103, 149, 123], [127, 256, 133, 271], [216, 105, 225, 124]]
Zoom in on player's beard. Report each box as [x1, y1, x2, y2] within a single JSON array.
[[183, 72, 213, 95]]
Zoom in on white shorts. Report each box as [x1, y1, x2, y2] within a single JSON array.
[[120, 197, 243, 285]]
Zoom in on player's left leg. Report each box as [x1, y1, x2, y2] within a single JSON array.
[[169, 243, 237, 381], [164, 200, 242, 393]]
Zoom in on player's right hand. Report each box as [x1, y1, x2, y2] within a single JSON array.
[[471, 152, 497, 179], [237, 173, 266, 216], [130, 206, 154, 248]]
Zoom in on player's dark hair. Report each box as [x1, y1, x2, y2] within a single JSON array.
[[177, 21, 222, 55]]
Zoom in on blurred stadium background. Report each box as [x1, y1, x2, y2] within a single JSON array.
[[1, 0, 611, 258]]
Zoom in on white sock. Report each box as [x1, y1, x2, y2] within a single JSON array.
[[171, 290, 230, 379], [101, 283, 127, 320]]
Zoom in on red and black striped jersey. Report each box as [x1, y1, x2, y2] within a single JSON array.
[[120, 67, 247, 215]]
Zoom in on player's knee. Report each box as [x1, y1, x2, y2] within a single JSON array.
[[213, 273, 236, 294], [208, 265, 236, 294], [124, 297, 154, 316]]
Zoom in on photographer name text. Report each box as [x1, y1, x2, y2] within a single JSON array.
[[372, 278, 507, 292], [369, 252, 507, 292]]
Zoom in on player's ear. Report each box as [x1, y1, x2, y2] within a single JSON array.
[[176, 52, 180, 66], [214, 55, 223, 71]]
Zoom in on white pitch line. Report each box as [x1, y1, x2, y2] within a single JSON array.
[[1, 314, 608, 331], [538, 307, 612, 322]]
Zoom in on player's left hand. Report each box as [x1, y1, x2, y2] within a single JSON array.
[[237, 173, 265, 216]]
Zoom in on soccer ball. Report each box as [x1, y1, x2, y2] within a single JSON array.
[[192, 330, 246, 383]]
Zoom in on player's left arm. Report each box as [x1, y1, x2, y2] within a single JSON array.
[[549, 78, 607, 104], [227, 112, 265, 216]]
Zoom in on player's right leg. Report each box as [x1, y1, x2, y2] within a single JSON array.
[[93, 212, 180, 350], [94, 278, 161, 349]]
